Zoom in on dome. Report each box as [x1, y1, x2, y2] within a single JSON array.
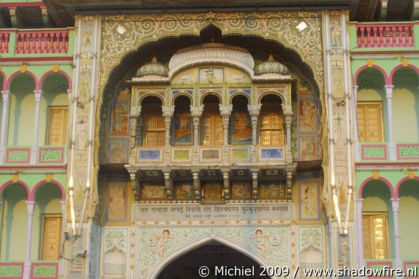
[[136, 57, 168, 78], [255, 55, 289, 75]]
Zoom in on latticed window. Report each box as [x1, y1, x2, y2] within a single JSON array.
[[142, 97, 165, 147], [259, 95, 284, 146], [357, 102, 384, 142], [362, 212, 389, 259]]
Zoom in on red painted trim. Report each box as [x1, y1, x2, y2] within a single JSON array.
[[30, 262, 58, 279], [397, 143, 419, 160], [356, 162, 419, 166], [390, 64, 419, 82], [0, 57, 73, 63], [366, 261, 394, 279], [351, 50, 419, 54], [0, 2, 44, 8], [5, 147, 30, 164], [39, 71, 72, 90], [359, 176, 394, 199], [353, 64, 390, 85], [0, 179, 31, 200], [32, 179, 65, 201], [361, 144, 387, 160], [395, 176, 419, 198], [0, 262, 24, 279], [6, 70, 38, 90], [0, 71, 6, 91]]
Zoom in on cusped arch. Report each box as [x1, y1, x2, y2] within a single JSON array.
[[354, 64, 390, 86], [229, 92, 251, 105], [151, 236, 270, 279], [359, 176, 395, 199], [138, 93, 165, 108], [258, 91, 286, 107], [172, 93, 193, 107], [39, 70, 72, 90], [200, 91, 223, 106], [0, 180, 31, 200], [390, 64, 419, 83], [6, 70, 39, 90], [396, 176, 419, 198], [32, 179, 65, 201]]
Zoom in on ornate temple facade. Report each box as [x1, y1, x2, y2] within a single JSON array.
[[0, 0, 417, 278]]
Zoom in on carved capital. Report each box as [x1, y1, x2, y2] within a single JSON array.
[[385, 85, 394, 99], [33, 90, 43, 103], [220, 105, 232, 116], [191, 105, 204, 118], [1, 91, 10, 103], [248, 104, 261, 116], [162, 107, 174, 118]]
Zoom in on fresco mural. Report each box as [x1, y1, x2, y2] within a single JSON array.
[[173, 108, 192, 144], [107, 181, 128, 222], [231, 182, 252, 199], [259, 182, 286, 199], [231, 109, 252, 144], [299, 180, 320, 220], [141, 183, 167, 200], [174, 182, 194, 200]]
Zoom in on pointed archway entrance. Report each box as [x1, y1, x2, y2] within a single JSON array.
[[157, 240, 271, 279]]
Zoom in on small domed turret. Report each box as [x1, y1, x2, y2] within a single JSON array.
[[255, 55, 289, 75], [136, 57, 168, 78]]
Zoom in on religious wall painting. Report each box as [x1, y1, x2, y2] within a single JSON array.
[[225, 67, 251, 84], [299, 180, 320, 221], [298, 136, 318, 161], [199, 67, 224, 84], [110, 88, 130, 136], [201, 182, 223, 200], [230, 109, 252, 144], [109, 138, 129, 163], [231, 182, 252, 199], [298, 95, 318, 133], [174, 182, 194, 200], [101, 228, 128, 279], [259, 182, 286, 200], [141, 182, 167, 200], [106, 181, 128, 222], [173, 109, 192, 145]]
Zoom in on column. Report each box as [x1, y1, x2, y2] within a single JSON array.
[[284, 112, 294, 164], [162, 107, 173, 164], [129, 106, 140, 165], [286, 170, 293, 200], [222, 170, 229, 200], [356, 199, 364, 268], [30, 90, 43, 164], [191, 106, 203, 163], [353, 85, 360, 161], [385, 85, 395, 161], [23, 201, 35, 279], [129, 172, 139, 201], [251, 169, 258, 200], [248, 105, 261, 163], [391, 198, 402, 274], [59, 200, 66, 278], [220, 106, 232, 146], [0, 91, 10, 164], [164, 171, 173, 200], [193, 171, 201, 200]]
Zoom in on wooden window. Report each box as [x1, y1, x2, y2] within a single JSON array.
[[201, 103, 223, 146], [41, 214, 62, 260], [259, 102, 284, 146], [143, 104, 165, 146], [46, 106, 68, 145], [357, 102, 384, 142], [362, 212, 390, 259]]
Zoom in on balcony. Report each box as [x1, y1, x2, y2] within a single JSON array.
[[0, 28, 75, 58], [350, 22, 419, 52]]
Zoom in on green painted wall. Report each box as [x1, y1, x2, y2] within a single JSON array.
[[0, 184, 28, 261], [392, 88, 418, 142], [398, 180, 419, 260]]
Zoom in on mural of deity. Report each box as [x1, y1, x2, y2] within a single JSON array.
[[231, 182, 251, 199], [107, 181, 127, 221], [175, 182, 194, 199], [231, 110, 251, 144], [299, 137, 318, 161], [299, 181, 319, 220], [141, 183, 167, 200], [173, 110, 192, 144], [109, 139, 128, 163], [298, 96, 317, 133], [259, 182, 285, 199], [111, 88, 130, 135]]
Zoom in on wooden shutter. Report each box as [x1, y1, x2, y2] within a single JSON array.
[[41, 215, 62, 260], [47, 106, 68, 145], [357, 102, 384, 142], [143, 104, 165, 146], [362, 213, 389, 259], [259, 103, 284, 146], [201, 103, 223, 146]]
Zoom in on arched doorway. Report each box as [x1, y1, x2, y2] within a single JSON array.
[[157, 240, 270, 279]]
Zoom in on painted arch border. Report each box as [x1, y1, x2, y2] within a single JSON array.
[[395, 176, 419, 199], [150, 235, 271, 279], [358, 176, 395, 199]]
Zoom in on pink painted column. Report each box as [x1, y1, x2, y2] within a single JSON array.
[[23, 201, 35, 279], [30, 90, 43, 164], [385, 85, 396, 161], [356, 199, 364, 267], [0, 91, 10, 164], [391, 198, 402, 276]]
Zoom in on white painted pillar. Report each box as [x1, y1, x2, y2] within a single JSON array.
[[284, 112, 293, 164], [23, 201, 35, 279], [353, 85, 360, 161], [30, 90, 43, 164], [162, 107, 174, 164], [0, 91, 10, 164], [191, 106, 202, 164], [391, 198, 402, 274], [248, 104, 260, 163], [356, 199, 364, 268], [385, 85, 395, 161], [220, 106, 232, 147]]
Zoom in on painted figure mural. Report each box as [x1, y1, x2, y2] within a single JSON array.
[[173, 96, 192, 145]]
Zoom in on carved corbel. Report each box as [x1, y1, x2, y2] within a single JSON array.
[[251, 170, 258, 200], [193, 171, 201, 201], [222, 170, 230, 200], [164, 171, 173, 200]]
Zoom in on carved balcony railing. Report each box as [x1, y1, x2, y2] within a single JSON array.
[[0, 261, 59, 279], [2, 146, 66, 165], [351, 22, 417, 50], [357, 142, 419, 162], [0, 28, 74, 57]]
